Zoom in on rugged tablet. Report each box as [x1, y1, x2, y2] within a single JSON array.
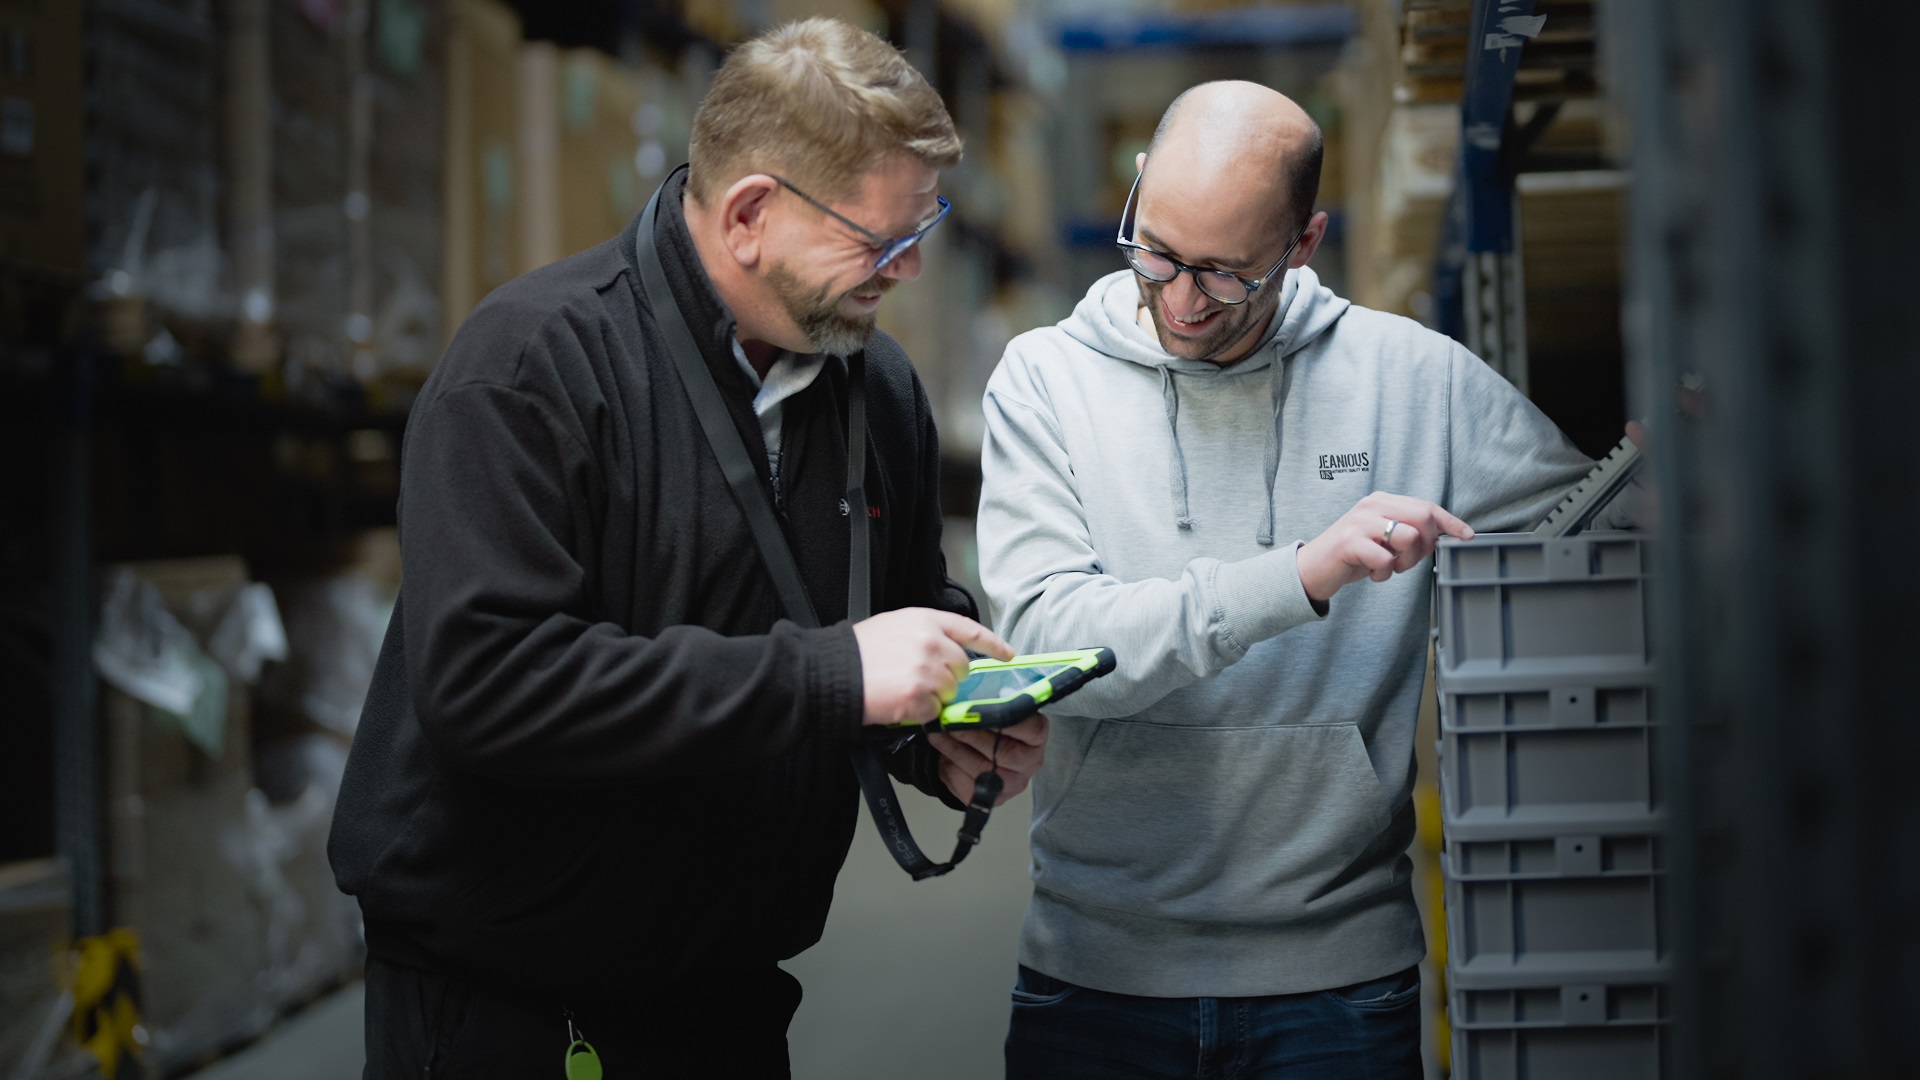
[[903, 647, 1117, 733]]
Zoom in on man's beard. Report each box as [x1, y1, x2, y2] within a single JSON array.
[[766, 263, 894, 356], [1138, 276, 1270, 362]]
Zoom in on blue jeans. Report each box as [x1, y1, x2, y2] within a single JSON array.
[[1004, 964, 1422, 1080]]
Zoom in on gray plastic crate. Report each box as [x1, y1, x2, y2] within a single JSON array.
[[1436, 532, 1652, 686], [1441, 833, 1668, 981], [1448, 828, 1663, 881], [1449, 972, 1669, 1080], [1438, 670, 1661, 830]]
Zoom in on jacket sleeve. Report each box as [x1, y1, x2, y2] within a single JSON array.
[[883, 373, 974, 810], [976, 369, 1324, 722], [399, 353, 863, 790], [1444, 343, 1613, 532]]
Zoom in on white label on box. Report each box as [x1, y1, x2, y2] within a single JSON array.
[[1, 97, 32, 158]]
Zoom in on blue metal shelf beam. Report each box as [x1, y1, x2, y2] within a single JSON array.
[[1059, 209, 1347, 252], [1054, 4, 1356, 53], [1432, 0, 1542, 349], [1461, 0, 1541, 254]]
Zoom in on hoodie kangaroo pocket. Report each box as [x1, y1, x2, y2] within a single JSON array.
[[1031, 721, 1395, 922]]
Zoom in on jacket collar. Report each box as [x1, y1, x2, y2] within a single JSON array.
[[623, 164, 761, 403]]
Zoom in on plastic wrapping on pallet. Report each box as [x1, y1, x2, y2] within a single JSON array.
[[268, 0, 353, 383], [93, 567, 234, 757], [245, 736, 363, 1012], [99, 560, 272, 1070], [93, 559, 364, 1073], [85, 0, 231, 326], [257, 576, 394, 737]]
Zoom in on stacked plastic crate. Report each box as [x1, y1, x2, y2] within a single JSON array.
[[1434, 531, 1666, 1079]]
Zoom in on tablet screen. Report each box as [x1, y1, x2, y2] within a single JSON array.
[[952, 663, 1073, 702]]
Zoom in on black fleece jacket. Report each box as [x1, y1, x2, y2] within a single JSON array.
[[328, 169, 972, 1003]]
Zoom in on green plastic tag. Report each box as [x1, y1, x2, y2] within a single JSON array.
[[564, 1040, 602, 1080]]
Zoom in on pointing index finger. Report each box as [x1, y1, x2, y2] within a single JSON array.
[[938, 612, 1014, 660], [1433, 503, 1473, 540]]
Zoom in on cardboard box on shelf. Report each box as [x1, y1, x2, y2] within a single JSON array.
[[516, 40, 564, 273], [559, 50, 648, 259], [1352, 102, 1456, 317], [519, 46, 657, 273], [989, 91, 1054, 261], [770, 0, 885, 34], [368, 0, 450, 384], [444, 0, 526, 338], [1518, 169, 1626, 455], [681, 0, 748, 45], [0, 0, 83, 277]]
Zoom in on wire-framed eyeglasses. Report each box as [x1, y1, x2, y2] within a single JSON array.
[[1114, 173, 1303, 305], [773, 176, 952, 271]]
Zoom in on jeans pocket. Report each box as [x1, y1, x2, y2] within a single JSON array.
[[1322, 966, 1421, 1012], [1010, 965, 1079, 1007]]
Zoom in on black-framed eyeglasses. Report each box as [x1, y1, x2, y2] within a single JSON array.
[[1114, 173, 1303, 305], [772, 176, 952, 271]]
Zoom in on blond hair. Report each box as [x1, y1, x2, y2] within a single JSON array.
[[688, 18, 962, 204]]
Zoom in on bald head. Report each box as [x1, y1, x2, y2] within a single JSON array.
[[1143, 81, 1323, 240], [1125, 81, 1328, 365]]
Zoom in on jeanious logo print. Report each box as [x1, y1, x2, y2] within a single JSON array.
[[1318, 451, 1371, 480]]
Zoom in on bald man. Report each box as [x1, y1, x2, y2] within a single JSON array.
[[977, 81, 1635, 1076]]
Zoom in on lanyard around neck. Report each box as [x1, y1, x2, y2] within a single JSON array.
[[635, 181, 993, 881]]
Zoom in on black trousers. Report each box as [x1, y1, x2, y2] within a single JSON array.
[[361, 954, 803, 1078]]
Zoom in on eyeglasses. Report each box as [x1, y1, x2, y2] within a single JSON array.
[[1114, 173, 1302, 305], [772, 176, 952, 271]]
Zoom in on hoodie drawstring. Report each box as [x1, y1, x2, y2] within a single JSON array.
[[1163, 358, 1291, 544], [1160, 366, 1195, 530], [1257, 356, 1294, 546]]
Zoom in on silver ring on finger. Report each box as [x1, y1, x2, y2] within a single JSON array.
[[1382, 519, 1399, 544]]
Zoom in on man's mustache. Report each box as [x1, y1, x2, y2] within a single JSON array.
[[845, 275, 898, 301]]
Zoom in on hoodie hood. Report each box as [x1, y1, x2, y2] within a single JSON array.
[[1062, 265, 1351, 374], [1059, 267, 1351, 543]]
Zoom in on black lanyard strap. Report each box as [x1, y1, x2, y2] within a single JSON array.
[[635, 181, 992, 881], [636, 197, 821, 629]]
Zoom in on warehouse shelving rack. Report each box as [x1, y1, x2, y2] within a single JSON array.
[[1431, 0, 1540, 394], [10, 354, 413, 947], [1614, 0, 1920, 1075]]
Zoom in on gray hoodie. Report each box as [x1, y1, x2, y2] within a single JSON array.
[[977, 266, 1606, 997]]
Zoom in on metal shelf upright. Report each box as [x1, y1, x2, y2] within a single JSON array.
[[1432, 0, 1542, 394]]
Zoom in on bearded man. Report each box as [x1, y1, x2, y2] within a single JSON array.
[[330, 18, 1045, 1076]]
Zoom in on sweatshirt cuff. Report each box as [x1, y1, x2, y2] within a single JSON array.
[[802, 623, 866, 739], [1213, 541, 1326, 652]]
